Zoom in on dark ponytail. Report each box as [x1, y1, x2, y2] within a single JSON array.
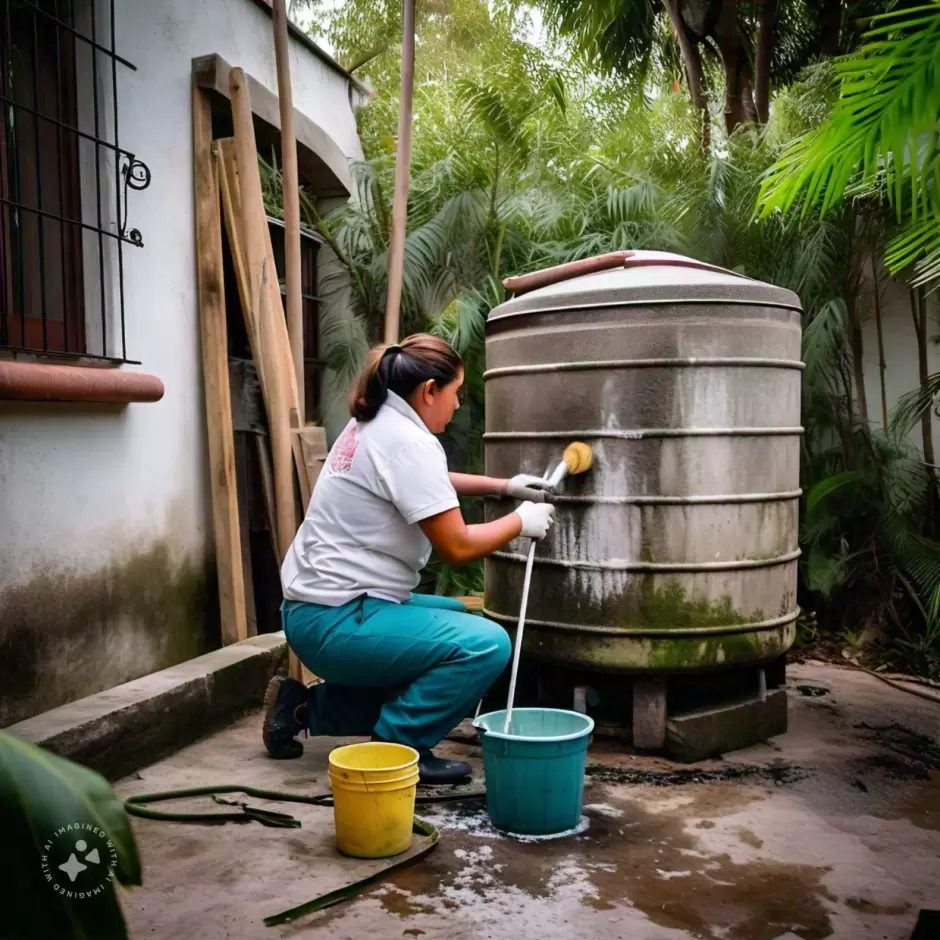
[[349, 333, 463, 422]]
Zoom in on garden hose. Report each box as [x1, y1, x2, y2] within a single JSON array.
[[859, 666, 940, 705], [123, 782, 485, 927]]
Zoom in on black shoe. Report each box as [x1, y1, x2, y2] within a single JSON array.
[[417, 749, 472, 785], [262, 675, 308, 760]]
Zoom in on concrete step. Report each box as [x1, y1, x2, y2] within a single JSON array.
[[5, 632, 287, 780]]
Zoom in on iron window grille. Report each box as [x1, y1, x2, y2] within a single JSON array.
[[0, 0, 150, 364]]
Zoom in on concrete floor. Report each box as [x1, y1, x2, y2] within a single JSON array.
[[116, 663, 940, 940]]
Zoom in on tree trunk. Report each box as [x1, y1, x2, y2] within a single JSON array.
[[848, 292, 869, 422], [913, 286, 936, 466], [754, 0, 777, 123], [710, 0, 752, 133], [871, 254, 888, 432], [740, 70, 759, 125], [817, 0, 843, 58], [662, 0, 711, 149], [838, 354, 857, 465]]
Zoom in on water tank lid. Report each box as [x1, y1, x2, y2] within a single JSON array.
[[488, 250, 802, 323]]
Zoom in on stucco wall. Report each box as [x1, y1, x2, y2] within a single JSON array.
[[0, 0, 362, 726]]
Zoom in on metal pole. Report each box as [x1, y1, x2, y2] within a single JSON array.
[[272, 0, 304, 423], [383, 0, 415, 345]]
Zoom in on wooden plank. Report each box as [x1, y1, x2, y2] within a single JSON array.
[[217, 135, 311, 510], [253, 434, 280, 563], [297, 425, 327, 502], [229, 66, 305, 683], [218, 139, 268, 407], [295, 426, 325, 689], [234, 433, 259, 637], [192, 82, 248, 645], [272, 0, 305, 426], [256, 260, 297, 559], [258, 209, 310, 506]]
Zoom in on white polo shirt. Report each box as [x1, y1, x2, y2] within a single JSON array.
[[280, 391, 460, 606]]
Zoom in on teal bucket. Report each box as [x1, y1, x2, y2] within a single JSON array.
[[473, 708, 594, 836]]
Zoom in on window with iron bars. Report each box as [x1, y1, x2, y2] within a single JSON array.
[[0, 0, 150, 364]]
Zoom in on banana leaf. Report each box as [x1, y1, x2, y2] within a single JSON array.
[[0, 731, 142, 940]]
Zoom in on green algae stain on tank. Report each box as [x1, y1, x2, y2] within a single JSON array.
[[646, 631, 762, 670], [635, 580, 756, 630], [629, 580, 774, 670]]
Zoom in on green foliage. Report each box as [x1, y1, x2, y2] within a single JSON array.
[[0, 731, 142, 939], [890, 575, 940, 675], [525, 0, 883, 141], [530, 0, 661, 83], [806, 470, 864, 517], [290, 2, 940, 674], [748, 3, 940, 671], [759, 1, 940, 285]]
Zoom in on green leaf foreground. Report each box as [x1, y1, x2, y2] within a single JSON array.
[[0, 731, 142, 940]]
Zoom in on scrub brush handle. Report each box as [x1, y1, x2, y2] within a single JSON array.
[[504, 538, 537, 734]]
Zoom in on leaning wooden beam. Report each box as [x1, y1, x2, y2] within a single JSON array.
[[192, 81, 248, 645], [218, 140, 267, 397], [254, 434, 280, 563], [257, 260, 297, 566], [272, 0, 305, 426], [228, 81, 295, 556], [228, 66, 306, 683], [298, 425, 327, 497], [216, 132, 311, 511]]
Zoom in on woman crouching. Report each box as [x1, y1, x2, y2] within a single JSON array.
[[262, 334, 554, 784]]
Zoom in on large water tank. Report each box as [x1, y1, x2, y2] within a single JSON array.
[[483, 251, 803, 676]]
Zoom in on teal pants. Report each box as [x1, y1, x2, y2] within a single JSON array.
[[281, 593, 511, 750]]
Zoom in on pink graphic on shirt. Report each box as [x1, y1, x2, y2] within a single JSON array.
[[329, 423, 358, 473]]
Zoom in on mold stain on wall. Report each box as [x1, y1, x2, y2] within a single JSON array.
[[0, 541, 220, 726]]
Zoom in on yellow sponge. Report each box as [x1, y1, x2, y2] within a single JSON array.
[[562, 441, 593, 476]]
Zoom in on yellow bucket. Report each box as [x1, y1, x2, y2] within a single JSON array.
[[327, 742, 420, 858]]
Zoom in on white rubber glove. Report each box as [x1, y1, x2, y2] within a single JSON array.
[[505, 474, 555, 503], [514, 501, 555, 539]]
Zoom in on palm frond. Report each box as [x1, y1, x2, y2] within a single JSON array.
[[536, 0, 657, 80], [543, 73, 568, 115], [758, 2, 940, 221], [320, 301, 370, 401], [802, 297, 848, 381], [606, 181, 663, 221], [886, 513, 940, 598], [456, 78, 528, 159], [790, 218, 846, 299], [804, 544, 855, 596], [432, 294, 484, 357], [891, 371, 940, 438], [805, 470, 864, 517], [885, 211, 940, 285]]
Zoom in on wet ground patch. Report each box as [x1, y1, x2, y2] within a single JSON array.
[[584, 761, 807, 787], [354, 787, 838, 940], [855, 722, 940, 781]]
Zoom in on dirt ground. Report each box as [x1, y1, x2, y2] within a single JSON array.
[[116, 662, 940, 940]]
